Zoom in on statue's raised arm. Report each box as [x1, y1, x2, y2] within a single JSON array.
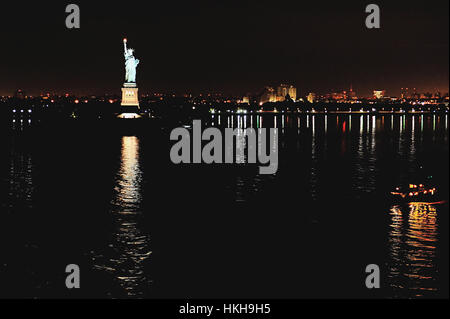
[[123, 38, 129, 56]]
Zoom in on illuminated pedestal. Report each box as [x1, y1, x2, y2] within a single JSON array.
[[119, 83, 141, 119]]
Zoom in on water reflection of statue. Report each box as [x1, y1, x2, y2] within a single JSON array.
[[123, 39, 140, 83]]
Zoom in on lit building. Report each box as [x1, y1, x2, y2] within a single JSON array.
[[277, 84, 297, 101], [328, 86, 358, 102], [331, 92, 345, 101], [307, 92, 316, 103], [433, 91, 442, 99], [400, 88, 409, 99], [348, 85, 357, 100], [373, 90, 386, 99], [259, 87, 277, 104], [258, 84, 298, 104]]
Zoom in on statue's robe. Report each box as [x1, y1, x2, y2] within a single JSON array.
[[125, 53, 139, 83]]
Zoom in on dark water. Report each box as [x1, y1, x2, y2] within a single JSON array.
[[0, 113, 448, 299]]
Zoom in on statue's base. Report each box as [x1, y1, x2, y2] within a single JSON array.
[[123, 82, 137, 88], [121, 83, 140, 107], [119, 83, 140, 119]]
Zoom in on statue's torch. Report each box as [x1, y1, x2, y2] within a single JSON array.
[[123, 38, 128, 53]]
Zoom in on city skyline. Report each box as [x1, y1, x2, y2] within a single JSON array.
[[3, 84, 449, 100], [0, 0, 448, 97]]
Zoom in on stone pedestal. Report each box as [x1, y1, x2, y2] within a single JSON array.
[[121, 83, 140, 107], [119, 83, 141, 119]]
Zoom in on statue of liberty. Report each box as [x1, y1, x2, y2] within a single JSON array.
[[123, 38, 140, 83]]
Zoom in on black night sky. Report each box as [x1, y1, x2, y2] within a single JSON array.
[[0, 0, 448, 97]]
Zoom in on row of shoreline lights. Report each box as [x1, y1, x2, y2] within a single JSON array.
[[12, 119, 32, 123]]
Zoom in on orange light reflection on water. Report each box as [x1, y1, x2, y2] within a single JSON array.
[[388, 202, 438, 297]]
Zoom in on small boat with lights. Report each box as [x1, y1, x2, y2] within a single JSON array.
[[390, 183, 438, 203]]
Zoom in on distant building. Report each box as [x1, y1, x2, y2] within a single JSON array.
[[328, 86, 357, 102], [331, 92, 345, 101], [259, 87, 277, 104], [277, 84, 297, 101], [258, 84, 298, 104], [307, 92, 316, 103], [433, 91, 442, 99], [400, 88, 409, 99], [348, 85, 357, 100], [373, 90, 386, 99], [14, 89, 26, 99], [288, 86, 297, 101]]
